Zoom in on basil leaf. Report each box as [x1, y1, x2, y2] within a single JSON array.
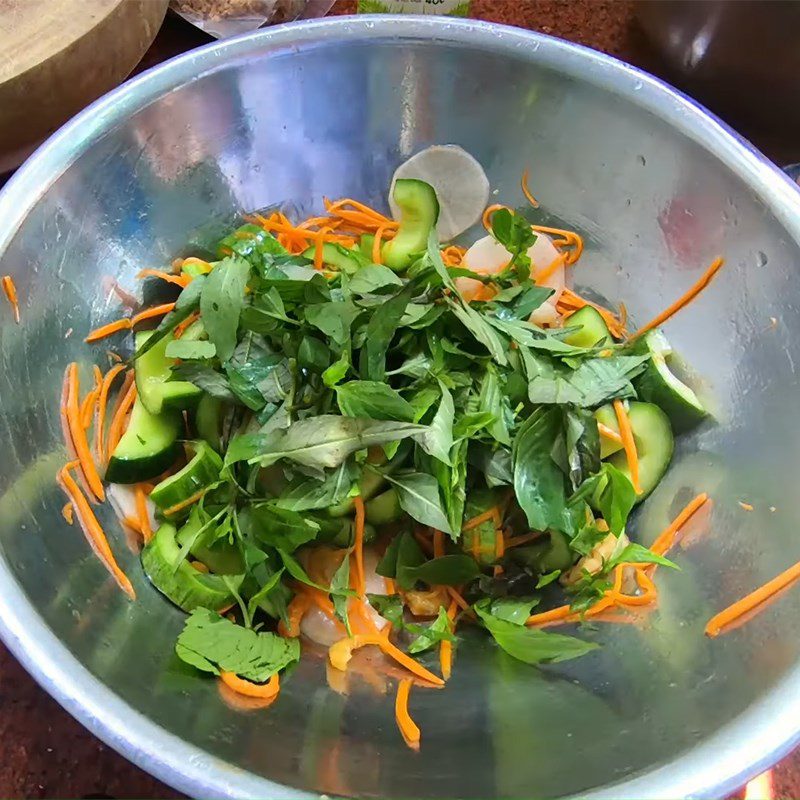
[[375, 532, 426, 588], [322, 352, 350, 388], [362, 283, 415, 381], [474, 601, 598, 665], [349, 264, 403, 294], [566, 355, 650, 408], [565, 407, 601, 492], [246, 568, 286, 620], [417, 382, 454, 465], [608, 543, 679, 571], [569, 523, 608, 557], [273, 462, 357, 512], [276, 549, 326, 591], [171, 363, 236, 402], [489, 596, 540, 625], [513, 407, 574, 534], [305, 300, 360, 348], [366, 593, 404, 626], [407, 606, 455, 654], [225, 354, 284, 411], [593, 463, 636, 536], [448, 300, 509, 365], [200, 256, 251, 361], [225, 416, 428, 471], [469, 445, 514, 488], [165, 340, 217, 360], [240, 502, 320, 551], [478, 365, 511, 446], [335, 381, 415, 422], [382, 470, 453, 535], [175, 608, 300, 682], [489, 208, 536, 282], [330, 550, 353, 634], [536, 570, 562, 588], [405, 554, 480, 587]]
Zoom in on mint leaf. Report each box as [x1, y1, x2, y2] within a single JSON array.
[[175, 608, 300, 682]]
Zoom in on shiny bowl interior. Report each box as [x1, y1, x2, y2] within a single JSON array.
[[1, 16, 800, 800]]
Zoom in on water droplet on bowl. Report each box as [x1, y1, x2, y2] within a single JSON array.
[[756, 251, 768, 268]]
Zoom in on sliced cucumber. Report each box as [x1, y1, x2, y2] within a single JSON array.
[[595, 404, 624, 459], [563, 306, 611, 348], [135, 330, 202, 415], [176, 511, 244, 575], [381, 179, 440, 271], [365, 488, 402, 525], [105, 397, 181, 484], [194, 394, 223, 452], [508, 530, 572, 573], [302, 242, 366, 274], [359, 234, 375, 259], [608, 401, 674, 500], [150, 441, 223, 516], [142, 523, 237, 612], [633, 329, 707, 433], [327, 468, 385, 518]]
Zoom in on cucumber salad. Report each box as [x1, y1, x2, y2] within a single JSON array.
[[60, 147, 721, 748]]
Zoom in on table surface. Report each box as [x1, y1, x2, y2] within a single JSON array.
[[2, 3, 798, 798]]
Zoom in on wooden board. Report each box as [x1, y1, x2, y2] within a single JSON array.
[[0, 0, 168, 171]]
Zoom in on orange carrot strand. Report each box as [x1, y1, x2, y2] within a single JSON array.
[[395, 679, 421, 750], [521, 168, 539, 208], [65, 363, 105, 502], [131, 303, 175, 327], [613, 400, 641, 495], [2, 275, 20, 323], [84, 318, 132, 343]]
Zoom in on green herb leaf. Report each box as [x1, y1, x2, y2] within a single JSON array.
[[474, 601, 598, 665], [478, 365, 511, 445], [330, 550, 353, 634], [239, 502, 320, 551], [593, 463, 636, 536], [382, 470, 453, 534], [448, 300, 509, 365], [407, 606, 455, 654], [489, 208, 537, 282], [488, 596, 540, 625], [608, 543, 679, 571], [404, 554, 481, 587], [273, 462, 357, 512], [226, 416, 428, 471], [362, 283, 415, 381], [366, 593, 404, 626], [513, 408, 574, 534], [335, 381, 415, 422], [417, 382, 454, 465], [175, 608, 300, 682], [304, 300, 360, 348], [171, 363, 236, 402], [200, 256, 251, 361], [349, 264, 404, 294], [165, 340, 217, 360]]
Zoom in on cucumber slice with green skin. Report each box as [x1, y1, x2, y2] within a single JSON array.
[[359, 234, 375, 259], [135, 330, 202, 415], [563, 306, 612, 348], [327, 468, 386, 518], [176, 511, 244, 575], [302, 242, 365, 274], [315, 515, 376, 547], [194, 395, 223, 452], [142, 523, 237, 612], [633, 330, 707, 433], [150, 441, 223, 516], [381, 179, 440, 272], [608, 401, 674, 500], [509, 530, 572, 573], [105, 398, 181, 484], [365, 488, 402, 525], [595, 404, 624, 459]]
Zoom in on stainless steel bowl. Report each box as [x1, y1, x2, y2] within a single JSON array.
[[1, 16, 800, 800]]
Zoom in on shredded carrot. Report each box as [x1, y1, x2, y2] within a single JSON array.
[[329, 634, 444, 686], [649, 493, 709, 557], [94, 364, 126, 463], [220, 671, 280, 699], [705, 557, 800, 637], [2, 275, 20, 323], [395, 679, 421, 750], [413, 530, 435, 557], [632, 257, 724, 339], [190, 561, 209, 573], [61, 502, 74, 525], [173, 310, 200, 339], [433, 529, 445, 559], [739, 501, 754, 512], [520, 168, 539, 209], [131, 303, 175, 327], [57, 461, 135, 599], [445, 586, 471, 613], [493, 528, 505, 577], [482, 204, 509, 233], [504, 531, 543, 549], [65, 363, 105, 502], [598, 423, 623, 444], [384, 577, 396, 595], [326, 197, 393, 223], [84, 318, 132, 343], [613, 400, 641, 495], [60, 366, 93, 499], [135, 485, 153, 542], [462, 507, 498, 533], [136, 269, 191, 288], [372, 225, 388, 265], [439, 599, 458, 680], [530, 225, 584, 265], [162, 488, 206, 518], [351, 495, 367, 597], [441, 245, 465, 267], [535, 252, 568, 286], [313, 227, 331, 271], [106, 376, 137, 460]]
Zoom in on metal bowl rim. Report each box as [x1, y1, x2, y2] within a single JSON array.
[[0, 15, 799, 799]]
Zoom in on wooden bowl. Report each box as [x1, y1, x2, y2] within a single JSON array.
[[0, 0, 168, 172]]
